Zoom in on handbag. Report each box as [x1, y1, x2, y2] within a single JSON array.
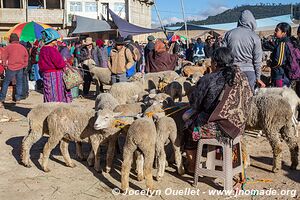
[[63, 64, 84, 90]]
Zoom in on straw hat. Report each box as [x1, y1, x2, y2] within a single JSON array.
[[84, 37, 93, 45]]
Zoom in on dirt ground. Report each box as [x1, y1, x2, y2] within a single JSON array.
[[0, 89, 299, 200]]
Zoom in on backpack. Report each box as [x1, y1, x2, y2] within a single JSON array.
[[126, 43, 141, 62], [286, 42, 300, 80]]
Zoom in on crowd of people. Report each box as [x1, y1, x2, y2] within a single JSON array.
[[0, 9, 299, 181]]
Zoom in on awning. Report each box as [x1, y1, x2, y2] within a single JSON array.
[[72, 15, 114, 34], [108, 9, 162, 37]]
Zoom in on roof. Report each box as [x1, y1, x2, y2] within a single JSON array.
[[201, 14, 299, 31], [109, 9, 162, 37], [72, 15, 113, 34], [165, 14, 299, 32]]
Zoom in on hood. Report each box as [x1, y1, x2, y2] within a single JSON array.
[[237, 10, 257, 31]]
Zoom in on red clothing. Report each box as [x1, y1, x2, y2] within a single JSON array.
[[2, 41, 29, 71], [38, 46, 66, 73]]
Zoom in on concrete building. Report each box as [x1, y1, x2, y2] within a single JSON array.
[[0, 0, 65, 36], [66, 0, 153, 28]]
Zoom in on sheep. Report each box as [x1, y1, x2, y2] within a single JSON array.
[[113, 102, 146, 116], [21, 102, 72, 168], [246, 94, 299, 172], [155, 116, 185, 181], [108, 81, 145, 104], [256, 87, 300, 137], [40, 107, 125, 172], [144, 93, 175, 108], [130, 71, 179, 90], [121, 117, 157, 192], [95, 93, 119, 111], [158, 77, 183, 102], [83, 59, 112, 95], [182, 65, 211, 77]]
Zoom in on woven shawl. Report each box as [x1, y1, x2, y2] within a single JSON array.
[[208, 69, 253, 139]]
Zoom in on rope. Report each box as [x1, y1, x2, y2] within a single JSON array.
[[165, 105, 190, 117]]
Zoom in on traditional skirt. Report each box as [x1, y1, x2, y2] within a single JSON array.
[[42, 71, 72, 103], [183, 112, 225, 150]]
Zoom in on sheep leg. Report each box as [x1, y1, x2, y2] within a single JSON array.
[[75, 142, 85, 161], [280, 123, 299, 170], [172, 143, 185, 176], [21, 129, 43, 168], [291, 116, 299, 137], [89, 135, 101, 172], [41, 137, 61, 172], [95, 79, 101, 95], [170, 133, 185, 175], [143, 148, 155, 191], [121, 143, 136, 192], [60, 139, 76, 168], [265, 129, 282, 173], [105, 136, 117, 173], [136, 150, 144, 181], [156, 141, 166, 181]]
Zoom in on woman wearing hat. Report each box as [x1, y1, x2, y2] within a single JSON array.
[[38, 28, 72, 103]]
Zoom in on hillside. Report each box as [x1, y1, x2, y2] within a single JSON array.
[[171, 4, 295, 26]]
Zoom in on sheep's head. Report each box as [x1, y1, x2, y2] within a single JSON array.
[[158, 76, 172, 91], [145, 93, 175, 108], [94, 109, 122, 130]]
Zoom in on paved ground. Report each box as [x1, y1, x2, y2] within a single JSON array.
[[0, 90, 299, 200]]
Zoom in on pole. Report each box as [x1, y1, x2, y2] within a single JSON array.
[[180, 0, 189, 46], [25, 0, 28, 22], [153, 0, 167, 38]]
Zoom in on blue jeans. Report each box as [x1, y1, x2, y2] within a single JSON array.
[[0, 69, 24, 102], [111, 73, 127, 84]]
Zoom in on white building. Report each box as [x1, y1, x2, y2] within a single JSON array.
[[66, 0, 153, 28]]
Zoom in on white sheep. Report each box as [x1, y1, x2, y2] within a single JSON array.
[[29, 106, 121, 172], [155, 116, 185, 181], [95, 93, 119, 111], [108, 81, 145, 104], [256, 87, 300, 137], [83, 59, 112, 95], [21, 102, 73, 167], [246, 94, 299, 172]]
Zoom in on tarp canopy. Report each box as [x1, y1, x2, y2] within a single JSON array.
[[108, 9, 162, 38], [72, 15, 114, 34]]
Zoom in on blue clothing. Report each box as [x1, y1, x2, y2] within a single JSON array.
[[0, 69, 24, 101], [193, 42, 205, 56], [107, 46, 112, 57]]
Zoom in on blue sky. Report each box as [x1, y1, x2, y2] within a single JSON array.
[[152, 0, 299, 26]]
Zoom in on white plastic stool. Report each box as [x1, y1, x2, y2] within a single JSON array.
[[193, 135, 243, 190]]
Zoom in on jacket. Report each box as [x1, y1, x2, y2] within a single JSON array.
[[38, 46, 66, 73], [108, 47, 134, 74], [222, 10, 262, 80], [78, 45, 102, 67], [270, 37, 290, 69], [2, 41, 29, 71]]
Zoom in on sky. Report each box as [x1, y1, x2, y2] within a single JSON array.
[[151, 0, 299, 26]]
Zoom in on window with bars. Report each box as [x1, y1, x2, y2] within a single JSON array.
[[70, 1, 82, 12], [85, 2, 97, 12]]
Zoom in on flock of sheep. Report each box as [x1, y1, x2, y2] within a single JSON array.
[[19, 61, 299, 192]]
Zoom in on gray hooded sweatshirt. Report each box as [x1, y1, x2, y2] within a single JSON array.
[[223, 10, 262, 80]]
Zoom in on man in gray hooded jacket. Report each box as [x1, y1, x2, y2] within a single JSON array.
[[223, 10, 265, 90]]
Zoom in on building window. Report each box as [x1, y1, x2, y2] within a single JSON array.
[[70, 1, 82, 12], [101, 3, 109, 20], [85, 2, 97, 12], [113, 2, 125, 16]]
